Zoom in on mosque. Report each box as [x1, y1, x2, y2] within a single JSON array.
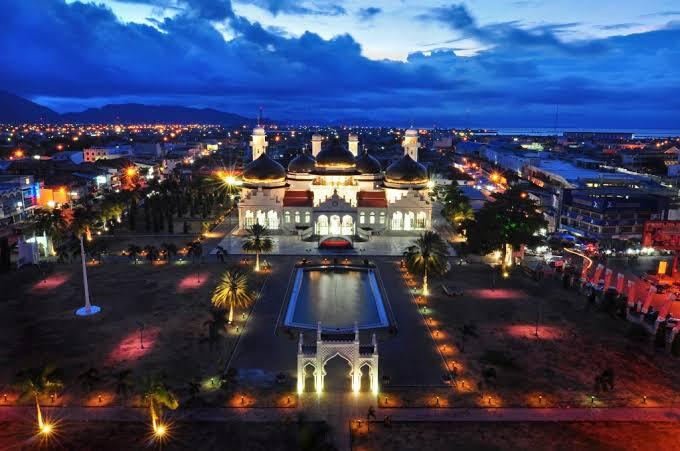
[[236, 127, 432, 243]]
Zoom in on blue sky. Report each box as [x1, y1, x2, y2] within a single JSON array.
[[2, 0, 680, 128]]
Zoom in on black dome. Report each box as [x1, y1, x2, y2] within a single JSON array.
[[384, 154, 427, 185], [355, 150, 381, 174], [242, 152, 286, 184], [287, 151, 316, 173], [315, 138, 356, 170]]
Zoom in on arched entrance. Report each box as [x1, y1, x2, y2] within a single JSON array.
[[316, 215, 329, 235], [341, 215, 354, 235], [391, 211, 403, 230], [359, 363, 372, 392], [323, 354, 352, 392], [329, 215, 341, 235], [303, 363, 317, 393], [297, 323, 379, 395]]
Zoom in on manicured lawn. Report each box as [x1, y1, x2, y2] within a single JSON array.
[[351, 421, 680, 450]]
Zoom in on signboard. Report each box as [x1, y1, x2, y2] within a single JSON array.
[[642, 221, 680, 250]]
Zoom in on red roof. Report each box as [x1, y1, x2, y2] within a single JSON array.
[[283, 190, 314, 207], [357, 191, 387, 208]]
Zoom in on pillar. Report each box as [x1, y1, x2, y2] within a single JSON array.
[[251, 126, 267, 161], [352, 368, 361, 393], [312, 134, 322, 157]]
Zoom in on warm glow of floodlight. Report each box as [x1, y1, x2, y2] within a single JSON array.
[[502, 271, 509, 278], [40, 423, 53, 435], [155, 424, 166, 437], [126, 167, 137, 177]]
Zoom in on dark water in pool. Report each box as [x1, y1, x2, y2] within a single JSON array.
[[292, 269, 381, 329]]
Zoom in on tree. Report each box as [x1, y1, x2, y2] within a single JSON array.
[[127, 244, 142, 264], [71, 205, 96, 242], [32, 209, 66, 255], [202, 309, 227, 350], [466, 187, 547, 268], [450, 202, 474, 232], [14, 365, 64, 432], [114, 369, 134, 400], [144, 245, 159, 262], [161, 242, 178, 261], [212, 268, 255, 324], [404, 231, 449, 295], [140, 373, 178, 433], [241, 224, 273, 272], [77, 367, 101, 393], [186, 240, 203, 263]]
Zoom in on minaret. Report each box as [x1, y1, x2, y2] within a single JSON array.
[[250, 109, 268, 161], [348, 133, 359, 157], [311, 134, 323, 157], [403, 128, 419, 161]]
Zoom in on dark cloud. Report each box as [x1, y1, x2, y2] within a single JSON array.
[[116, 0, 235, 20], [357, 6, 382, 21], [598, 23, 642, 31], [1, 0, 679, 128], [417, 4, 605, 54], [236, 0, 346, 16]]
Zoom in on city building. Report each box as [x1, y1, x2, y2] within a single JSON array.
[[0, 175, 39, 225], [236, 127, 432, 242], [83, 145, 132, 162]]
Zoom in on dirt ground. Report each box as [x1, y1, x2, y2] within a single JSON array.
[[0, 419, 330, 451], [351, 421, 680, 451], [0, 258, 267, 408], [389, 262, 680, 407]]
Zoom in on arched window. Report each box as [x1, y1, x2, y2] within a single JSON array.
[[284, 211, 291, 224], [404, 211, 415, 231], [305, 212, 311, 223], [245, 210, 254, 227], [379, 211, 386, 225], [391, 211, 403, 230], [267, 210, 279, 230], [317, 215, 329, 235], [369, 212, 375, 224], [330, 215, 341, 235], [294, 211, 301, 223], [256, 210, 266, 226], [359, 212, 365, 224], [416, 211, 427, 229], [342, 215, 353, 235]]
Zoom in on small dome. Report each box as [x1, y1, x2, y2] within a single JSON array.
[[315, 138, 356, 170], [355, 150, 381, 174], [242, 152, 286, 186], [288, 151, 316, 173], [384, 154, 427, 187], [252, 126, 266, 136], [405, 128, 418, 137]]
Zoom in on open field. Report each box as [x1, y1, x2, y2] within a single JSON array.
[[0, 259, 272, 408], [383, 262, 680, 407], [351, 421, 680, 451]]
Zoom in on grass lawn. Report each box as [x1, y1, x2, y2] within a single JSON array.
[[351, 421, 680, 451], [0, 419, 331, 451], [0, 259, 273, 408], [388, 263, 680, 407]]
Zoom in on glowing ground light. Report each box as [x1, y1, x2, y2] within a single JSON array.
[[155, 424, 166, 437], [40, 423, 53, 435]]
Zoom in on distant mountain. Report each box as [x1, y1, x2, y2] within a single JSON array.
[[0, 91, 60, 123], [0, 92, 256, 125], [60, 103, 255, 126]]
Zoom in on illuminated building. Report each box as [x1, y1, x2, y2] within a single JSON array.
[[237, 127, 432, 239]]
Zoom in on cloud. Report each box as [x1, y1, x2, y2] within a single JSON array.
[[115, 0, 235, 20], [236, 0, 346, 16], [417, 4, 604, 54], [357, 6, 381, 21], [1, 0, 679, 128], [597, 23, 642, 31]]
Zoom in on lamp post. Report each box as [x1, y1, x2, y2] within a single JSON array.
[[75, 235, 101, 316]]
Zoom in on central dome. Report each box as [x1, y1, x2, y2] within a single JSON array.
[[242, 152, 286, 187], [384, 154, 427, 188], [355, 150, 381, 174], [315, 138, 356, 171], [288, 150, 316, 173]]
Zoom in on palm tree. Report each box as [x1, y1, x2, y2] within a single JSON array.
[[77, 367, 101, 393], [451, 203, 474, 231], [212, 268, 255, 324], [161, 242, 178, 261], [241, 224, 273, 271], [140, 373, 178, 433], [14, 365, 64, 432], [404, 231, 449, 295], [127, 244, 142, 264], [71, 206, 95, 242], [114, 369, 134, 400], [186, 240, 203, 263], [144, 245, 159, 262]]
